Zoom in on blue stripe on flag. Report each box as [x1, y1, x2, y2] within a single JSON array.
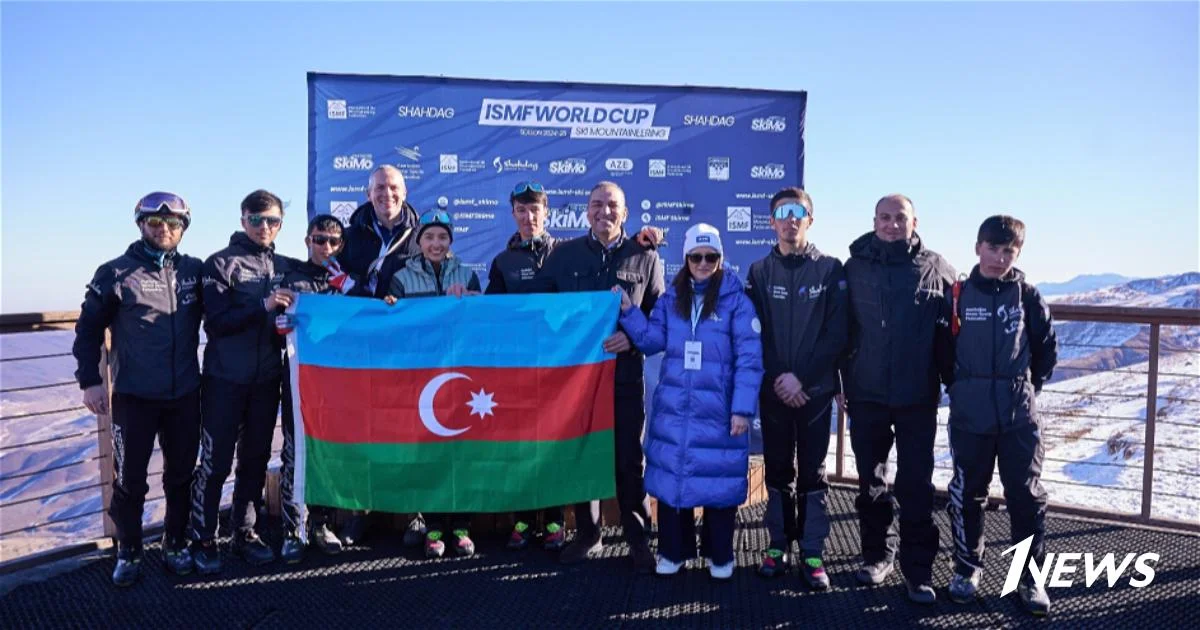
[[293, 291, 620, 370]]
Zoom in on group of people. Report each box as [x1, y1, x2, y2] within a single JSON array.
[[72, 164, 1058, 617]]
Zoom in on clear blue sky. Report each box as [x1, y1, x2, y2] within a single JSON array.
[[2, 1, 1196, 313]]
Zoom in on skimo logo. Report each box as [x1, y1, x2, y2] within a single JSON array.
[[439, 154, 458, 174], [648, 159, 667, 178], [605, 158, 634, 173], [547, 205, 590, 231], [397, 105, 455, 119], [327, 99, 347, 120], [683, 114, 735, 127], [751, 116, 787, 133], [549, 158, 587, 175], [751, 163, 786, 180], [333, 154, 374, 171]]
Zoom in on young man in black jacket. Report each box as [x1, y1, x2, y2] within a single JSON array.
[[275, 214, 367, 563], [190, 189, 294, 573], [485, 181, 567, 552], [843, 194, 956, 603], [745, 187, 847, 589], [945, 215, 1057, 616], [73, 192, 203, 586], [535, 181, 665, 574]]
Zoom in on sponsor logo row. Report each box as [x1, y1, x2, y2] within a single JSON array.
[[333, 151, 786, 181], [327, 99, 788, 134]]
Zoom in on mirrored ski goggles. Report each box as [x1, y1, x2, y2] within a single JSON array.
[[512, 181, 545, 195], [772, 202, 809, 221], [420, 209, 452, 225], [135, 191, 190, 217], [142, 215, 186, 230]]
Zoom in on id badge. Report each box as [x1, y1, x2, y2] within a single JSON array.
[[684, 340, 703, 370]]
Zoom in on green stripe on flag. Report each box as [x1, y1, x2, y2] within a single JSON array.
[[303, 431, 616, 513]]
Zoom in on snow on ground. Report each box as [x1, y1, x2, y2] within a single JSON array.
[[822, 351, 1199, 524]]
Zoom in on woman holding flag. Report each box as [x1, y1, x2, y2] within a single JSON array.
[[386, 209, 482, 558], [616, 223, 764, 580]]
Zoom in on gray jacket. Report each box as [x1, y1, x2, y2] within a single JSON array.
[[948, 266, 1057, 435], [73, 241, 204, 400], [388, 255, 481, 298]]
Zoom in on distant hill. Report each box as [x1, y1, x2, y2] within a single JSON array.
[[1048, 272, 1200, 380], [1038, 273, 1133, 296]]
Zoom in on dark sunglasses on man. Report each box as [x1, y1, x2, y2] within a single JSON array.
[[309, 235, 342, 246], [246, 215, 283, 228]]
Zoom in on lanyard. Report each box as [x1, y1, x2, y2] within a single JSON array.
[[690, 294, 704, 337]]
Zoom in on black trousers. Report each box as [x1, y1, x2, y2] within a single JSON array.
[[109, 389, 201, 548], [656, 502, 737, 565], [947, 423, 1048, 578], [760, 393, 833, 557], [848, 402, 940, 585], [189, 374, 280, 542], [573, 385, 652, 547]]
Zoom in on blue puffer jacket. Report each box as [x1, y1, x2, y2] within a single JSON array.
[[620, 266, 764, 508]]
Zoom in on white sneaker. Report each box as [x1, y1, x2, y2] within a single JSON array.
[[656, 556, 683, 575], [709, 560, 735, 580]]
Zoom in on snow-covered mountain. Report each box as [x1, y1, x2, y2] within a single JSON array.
[[1048, 272, 1200, 379], [1038, 273, 1133, 296]]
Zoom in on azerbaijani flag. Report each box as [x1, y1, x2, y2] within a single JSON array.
[[286, 291, 618, 513]]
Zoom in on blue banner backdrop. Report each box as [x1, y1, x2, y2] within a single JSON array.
[[307, 73, 808, 452]]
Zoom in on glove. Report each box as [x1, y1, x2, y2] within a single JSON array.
[[324, 258, 356, 294], [274, 313, 294, 336]]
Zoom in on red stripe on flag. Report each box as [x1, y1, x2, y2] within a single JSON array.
[[297, 362, 615, 444]]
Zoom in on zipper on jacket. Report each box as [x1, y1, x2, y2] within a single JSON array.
[[166, 260, 177, 398], [990, 284, 1001, 429]]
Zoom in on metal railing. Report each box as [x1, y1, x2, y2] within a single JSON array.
[[1, 303, 1197, 570], [828, 304, 1200, 532]]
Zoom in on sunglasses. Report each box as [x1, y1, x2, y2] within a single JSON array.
[[512, 181, 545, 195], [309, 235, 342, 246], [772, 202, 809, 221], [246, 214, 283, 228], [687, 253, 722, 264], [142, 215, 186, 230], [136, 192, 189, 216], [420, 210, 452, 225]]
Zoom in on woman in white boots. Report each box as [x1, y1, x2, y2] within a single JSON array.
[[617, 223, 764, 580]]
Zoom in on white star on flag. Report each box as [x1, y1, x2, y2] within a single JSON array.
[[467, 388, 498, 419]]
